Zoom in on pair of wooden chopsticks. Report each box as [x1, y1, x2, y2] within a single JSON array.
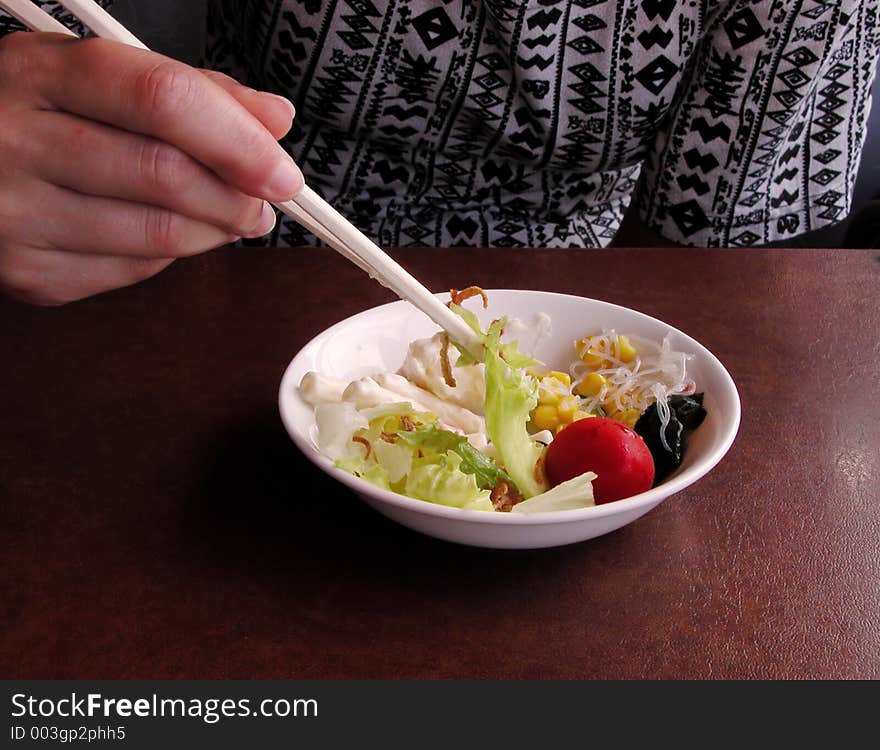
[[0, 0, 485, 358]]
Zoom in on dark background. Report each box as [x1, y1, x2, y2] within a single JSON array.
[[113, 0, 205, 66]]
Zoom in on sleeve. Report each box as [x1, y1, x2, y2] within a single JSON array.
[[637, 0, 880, 247], [1, 0, 114, 39]]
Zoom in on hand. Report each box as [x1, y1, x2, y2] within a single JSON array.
[[0, 32, 302, 305]]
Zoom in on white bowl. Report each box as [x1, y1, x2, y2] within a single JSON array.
[[279, 290, 740, 549]]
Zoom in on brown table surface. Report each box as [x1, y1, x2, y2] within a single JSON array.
[[1, 246, 878, 680]]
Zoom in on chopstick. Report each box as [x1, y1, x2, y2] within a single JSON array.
[[43, 0, 146, 47], [0, 0, 485, 358], [0, 0, 74, 35], [282, 188, 486, 357]]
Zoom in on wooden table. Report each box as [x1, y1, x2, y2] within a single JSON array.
[[1, 247, 878, 680]]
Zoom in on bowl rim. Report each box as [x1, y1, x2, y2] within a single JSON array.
[[279, 289, 741, 526]]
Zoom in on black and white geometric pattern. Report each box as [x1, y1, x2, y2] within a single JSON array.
[[4, 1, 878, 247], [0, 0, 113, 38], [640, 1, 880, 246], [205, 0, 880, 247]]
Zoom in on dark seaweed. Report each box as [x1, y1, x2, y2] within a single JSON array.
[[634, 394, 706, 483]]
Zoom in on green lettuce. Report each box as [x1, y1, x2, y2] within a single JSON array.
[[333, 413, 499, 510], [483, 319, 547, 498], [398, 424, 511, 490], [447, 303, 484, 366], [510, 471, 596, 514], [462, 497, 495, 512], [448, 303, 541, 371], [371, 439, 414, 484], [404, 451, 491, 507], [334, 456, 392, 492]]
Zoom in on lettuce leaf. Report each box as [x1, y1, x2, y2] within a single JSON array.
[[333, 416, 498, 509], [397, 424, 511, 490], [360, 402, 420, 423], [510, 471, 597, 514], [462, 497, 495, 512], [334, 456, 392, 492], [315, 402, 369, 460], [372, 439, 414, 484], [447, 303, 541, 370], [447, 303, 484, 366], [483, 319, 547, 498], [404, 451, 491, 507]]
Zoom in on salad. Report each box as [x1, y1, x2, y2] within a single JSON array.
[[300, 288, 706, 514]]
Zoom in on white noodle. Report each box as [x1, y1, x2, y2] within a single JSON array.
[[569, 330, 694, 419]]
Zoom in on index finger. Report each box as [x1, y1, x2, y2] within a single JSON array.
[[33, 38, 303, 202]]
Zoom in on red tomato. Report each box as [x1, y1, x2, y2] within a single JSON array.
[[544, 417, 655, 504]]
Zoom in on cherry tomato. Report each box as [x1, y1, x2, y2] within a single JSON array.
[[544, 417, 655, 503]]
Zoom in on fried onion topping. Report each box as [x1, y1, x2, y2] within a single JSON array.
[[352, 435, 371, 459], [440, 333, 457, 388], [448, 285, 488, 308], [490, 480, 524, 513]]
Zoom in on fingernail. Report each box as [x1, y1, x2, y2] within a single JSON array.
[[264, 154, 303, 201], [245, 201, 277, 237], [262, 92, 295, 119]]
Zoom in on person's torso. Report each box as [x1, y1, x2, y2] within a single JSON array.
[[207, 0, 716, 246]]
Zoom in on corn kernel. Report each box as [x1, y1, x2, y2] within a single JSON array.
[[547, 371, 571, 386], [615, 335, 637, 363], [571, 410, 593, 422], [531, 404, 559, 432], [537, 384, 562, 406], [609, 408, 641, 428], [557, 396, 579, 421], [575, 372, 607, 397], [579, 347, 606, 368]]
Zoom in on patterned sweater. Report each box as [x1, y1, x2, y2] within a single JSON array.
[[3, 1, 879, 248]]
